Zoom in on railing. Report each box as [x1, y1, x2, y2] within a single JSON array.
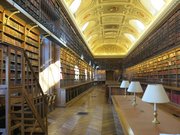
[[10, 0, 93, 62]]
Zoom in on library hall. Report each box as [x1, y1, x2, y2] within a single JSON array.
[[0, 0, 180, 135]]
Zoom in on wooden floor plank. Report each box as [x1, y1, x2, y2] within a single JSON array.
[[102, 105, 117, 135]]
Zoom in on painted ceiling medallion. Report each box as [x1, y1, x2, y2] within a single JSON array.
[[62, 0, 175, 58], [83, 13, 91, 20], [109, 6, 119, 12], [104, 24, 119, 29]]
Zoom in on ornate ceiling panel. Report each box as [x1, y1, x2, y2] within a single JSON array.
[[61, 0, 176, 58]]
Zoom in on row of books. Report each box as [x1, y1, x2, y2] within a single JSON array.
[[24, 45, 39, 53], [4, 26, 23, 40], [1, 32, 39, 49], [26, 37, 39, 46], [26, 31, 39, 42], [1, 72, 21, 78], [4, 17, 25, 33], [3, 34, 22, 47], [26, 51, 38, 59], [28, 59, 39, 66]]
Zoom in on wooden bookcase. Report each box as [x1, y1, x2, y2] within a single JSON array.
[[0, 48, 2, 85], [24, 25, 40, 92], [124, 47, 180, 104], [124, 9, 179, 68], [0, 7, 40, 87], [56, 48, 95, 106], [0, 7, 40, 84], [1, 10, 25, 48], [0, 6, 42, 134], [60, 47, 94, 87]]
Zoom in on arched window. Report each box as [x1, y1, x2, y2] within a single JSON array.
[[124, 33, 136, 43], [81, 54, 84, 60], [140, 0, 165, 15], [90, 71, 91, 79], [85, 69, 87, 80], [129, 19, 145, 33], [74, 65, 79, 80], [69, 0, 81, 14], [82, 22, 89, 31]]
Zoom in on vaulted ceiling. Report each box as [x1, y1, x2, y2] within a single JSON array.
[[61, 0, 175, 58]]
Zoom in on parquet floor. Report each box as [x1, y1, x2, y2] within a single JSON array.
[[48, 85, 117, 135]]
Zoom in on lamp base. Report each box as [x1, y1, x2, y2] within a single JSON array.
[[132, 101, 137, 106], [132, 94, 137, 106], [152, 111, 160, 124], [152, 119, 160, 124], [124, 89, 127, 98]]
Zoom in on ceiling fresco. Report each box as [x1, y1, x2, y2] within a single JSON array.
[[61, 0, 176, 58]]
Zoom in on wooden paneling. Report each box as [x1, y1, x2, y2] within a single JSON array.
[[106, 70, 114, 81]]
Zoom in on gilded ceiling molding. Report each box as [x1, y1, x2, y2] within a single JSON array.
[[62, 0, 177, 58]]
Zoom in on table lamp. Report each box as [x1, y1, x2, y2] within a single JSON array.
[[142, 84, 169, 124], [127, 81, 143, 106], [120, 80, 129, 97]]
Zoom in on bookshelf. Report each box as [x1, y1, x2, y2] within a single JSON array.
[[57, 47, 94, 106], [124, 9, 179, 68], [0, 6, 44, 135], [124, 47, 180, 104], [2, 10, 25, 48], [0, 48, 2, 84], [0, 7, 40, 86], [60, 47, 94, 87], [8, 49, 23, 86], [0, 7, 40, 89]]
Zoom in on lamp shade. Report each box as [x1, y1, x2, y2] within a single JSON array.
[[127, 81, 143, 93], [120, 80, 129, 88], [142, 84, 169, 103]]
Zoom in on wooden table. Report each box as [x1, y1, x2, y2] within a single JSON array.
[[107, 85, 127, 103], [108, 85, 120, 103], [112, 95, 180, 135]]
